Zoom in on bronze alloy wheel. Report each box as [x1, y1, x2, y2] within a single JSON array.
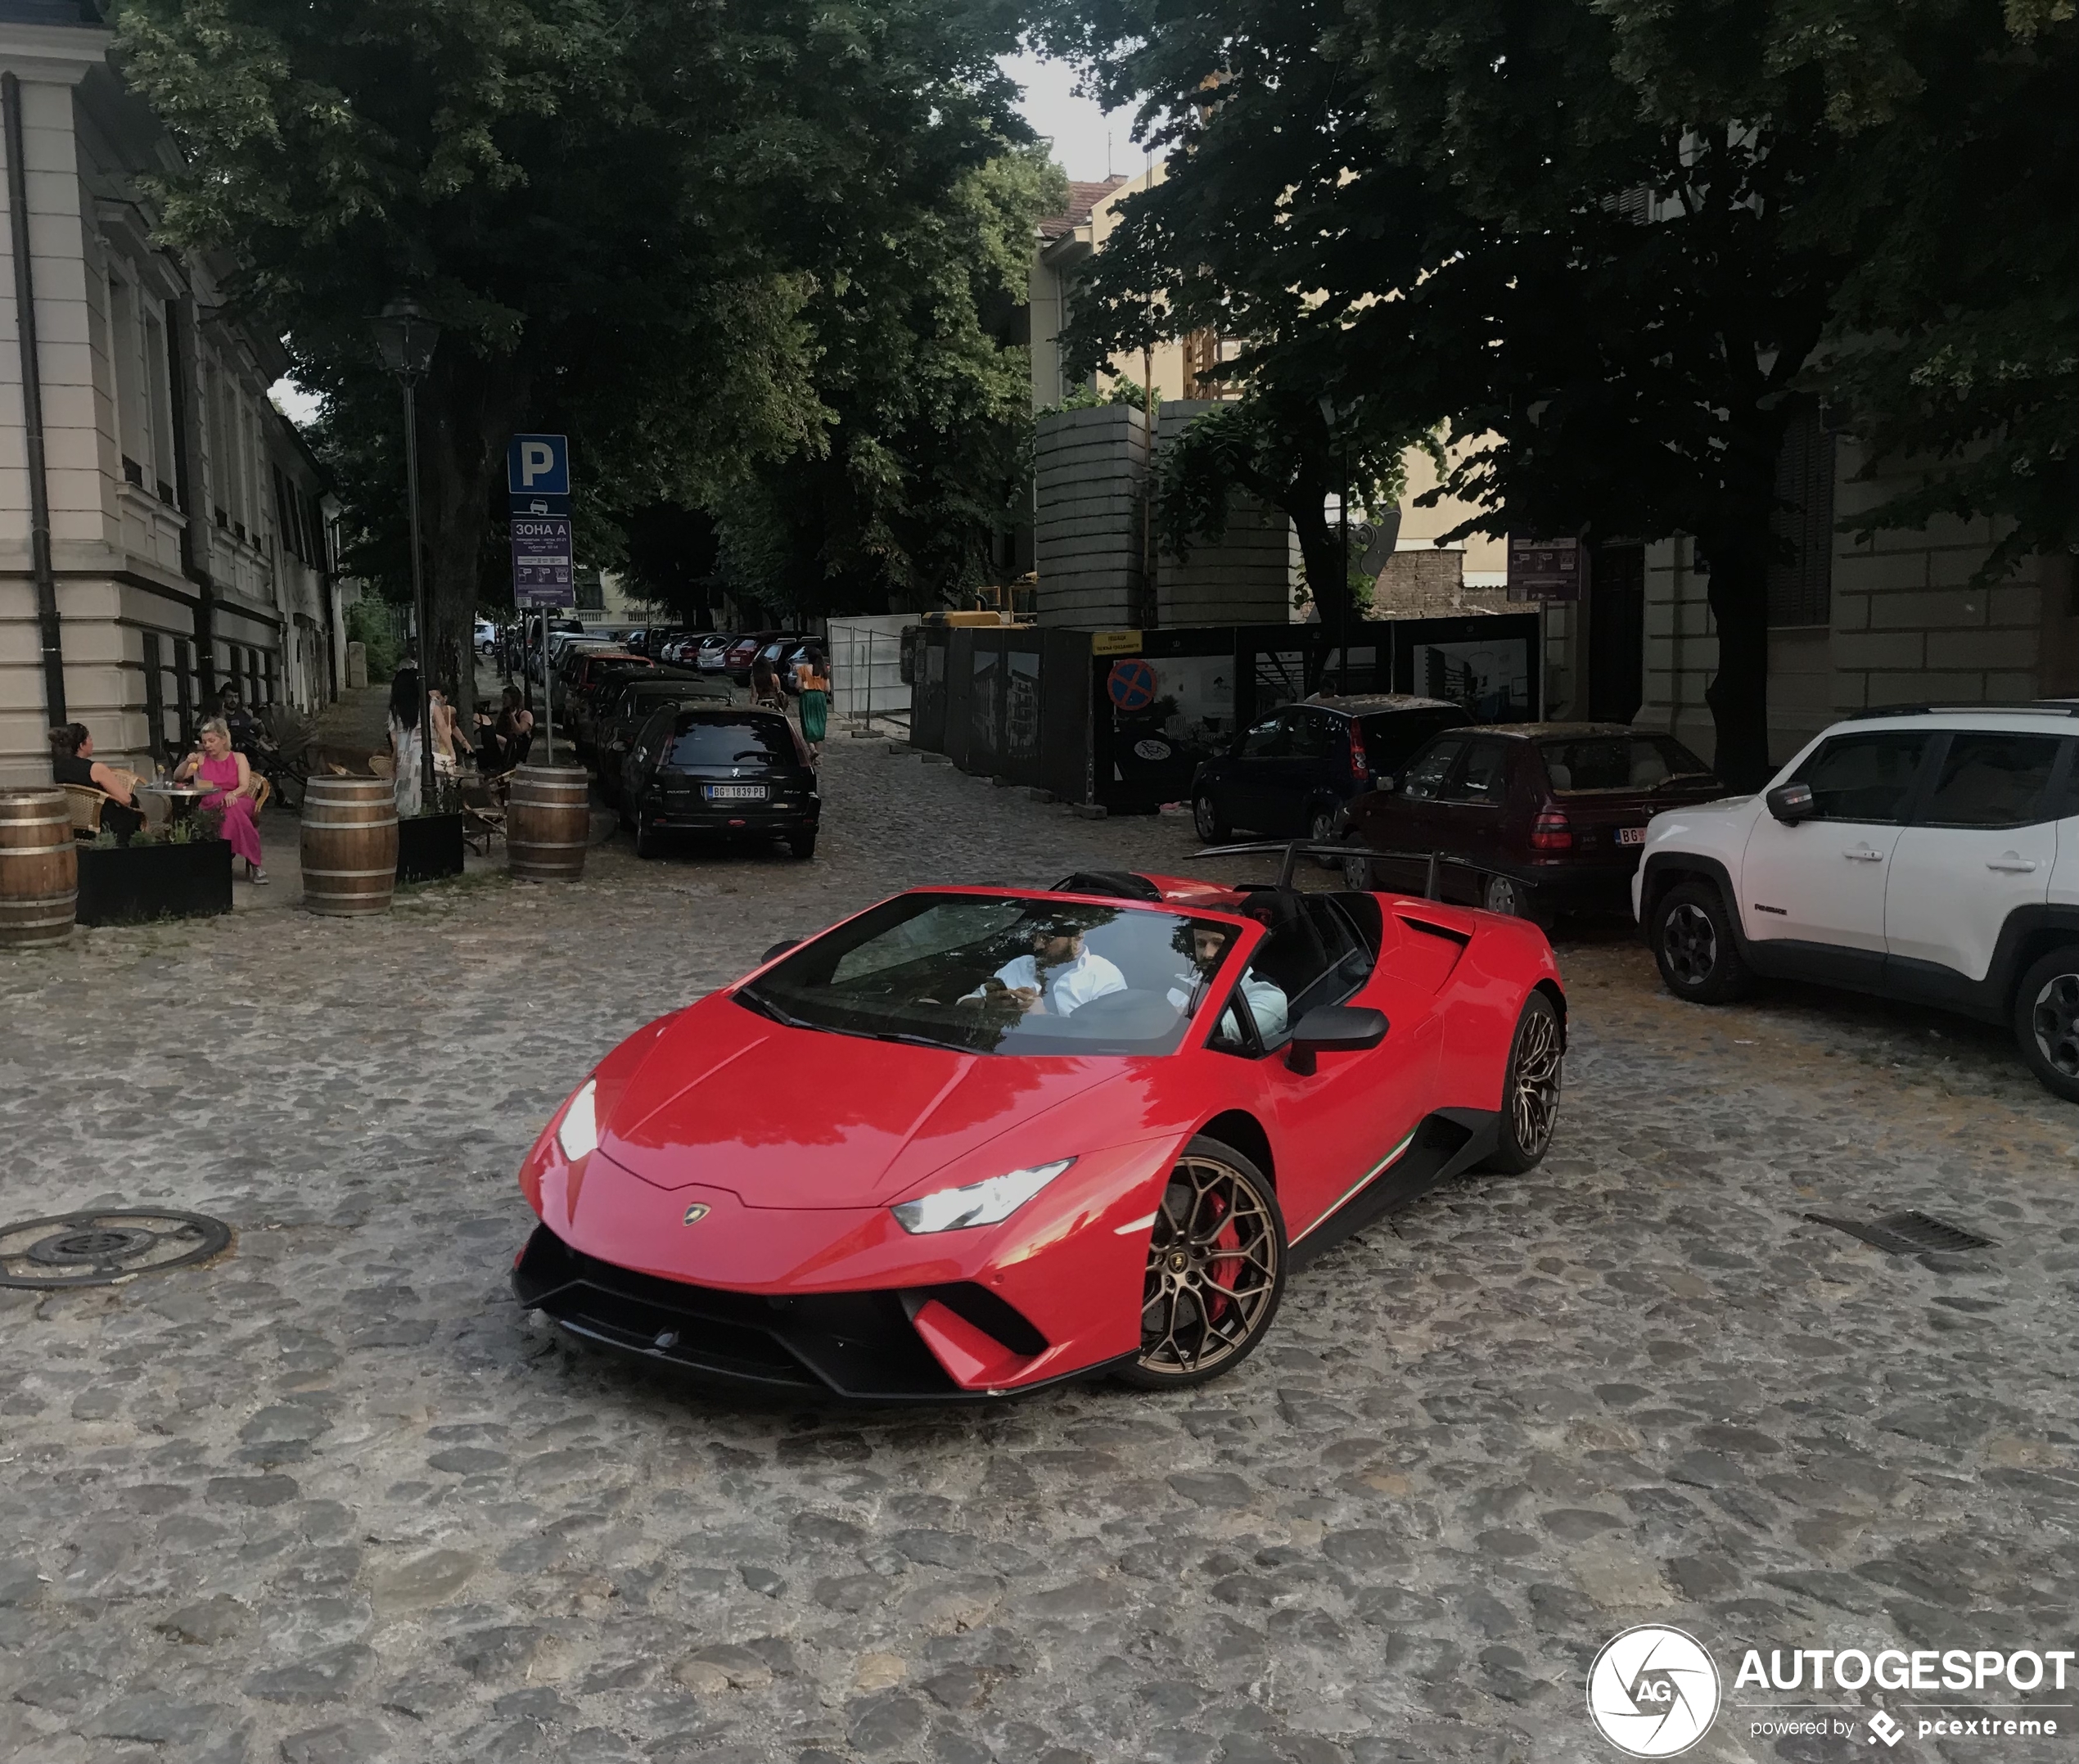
[[1509, 1002, 1563, 1158], [1128, 1148, 1283, 1385]]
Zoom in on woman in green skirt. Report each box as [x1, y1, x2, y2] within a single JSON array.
[[794, 643, 831, 760]]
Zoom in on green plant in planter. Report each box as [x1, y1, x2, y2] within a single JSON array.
[[167, 806, 223, 846], [88, 828, 119, 850]]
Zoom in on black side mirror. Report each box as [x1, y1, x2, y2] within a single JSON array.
[[760, 939, 802, 965], [1375, 773, 1400, 794], [1285, 1004, 1389, 1076], [1766, 782, 1815, 825]]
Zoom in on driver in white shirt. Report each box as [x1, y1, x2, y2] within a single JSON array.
[[963, 924, 1126, 1017]]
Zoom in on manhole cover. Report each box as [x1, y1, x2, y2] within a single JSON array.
[[1806, 1210, 1994, 1256], [0, 1210, 232, 1289]]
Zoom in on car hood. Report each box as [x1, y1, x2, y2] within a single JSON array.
[[597, 995, 1126, 1207]]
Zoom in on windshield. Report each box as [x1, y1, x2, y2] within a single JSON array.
[[1538, 734, 1715, 794], [738, 893, 1247, 1057], [1359, 709, 1472, 771], [665, 717, 798, 769]]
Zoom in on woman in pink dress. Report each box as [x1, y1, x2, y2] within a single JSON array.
[[175, 717, 267, 883]]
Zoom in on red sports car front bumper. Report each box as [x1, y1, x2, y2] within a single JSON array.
[[513, 1136, 1177, 1400]]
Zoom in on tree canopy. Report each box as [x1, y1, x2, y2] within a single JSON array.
[[1035, 0, 2076, 786], [117, 0, 1035, 708]]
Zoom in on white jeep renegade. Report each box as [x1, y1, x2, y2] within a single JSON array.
[[1634, 706, 2079, 1103]]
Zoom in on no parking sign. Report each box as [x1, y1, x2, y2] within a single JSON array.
[[1107, 657, 1157, 712]]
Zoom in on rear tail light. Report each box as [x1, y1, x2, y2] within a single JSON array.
[[1348, 733, 1369, 784], [1531, 808, 1573, 852]]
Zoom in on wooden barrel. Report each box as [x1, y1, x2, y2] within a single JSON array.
[[300, 776, 399, 916], [0, 787, 77, 948], [508, 765, 590, 882]]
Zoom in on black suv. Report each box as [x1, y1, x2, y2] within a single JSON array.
[[623, 707, 820, 860], [1191, 695, 1473, 846]]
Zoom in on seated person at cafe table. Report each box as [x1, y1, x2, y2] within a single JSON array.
[[216, 685, 266, 756], [174, 718, 268, 884], [49, 723, 144, 843]]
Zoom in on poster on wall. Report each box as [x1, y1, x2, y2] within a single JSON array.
[[1407, 638, 1533, 720], [1106, 652, 1236, 801], [1006, 652, 1041, 760]]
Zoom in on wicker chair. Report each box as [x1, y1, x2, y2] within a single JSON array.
[[62, 783, 109, 839]]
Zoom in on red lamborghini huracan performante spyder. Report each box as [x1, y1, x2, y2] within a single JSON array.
[[512, 862, 1565, 1399]]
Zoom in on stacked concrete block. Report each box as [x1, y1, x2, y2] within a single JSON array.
[[1033, 404, 1148, 630], [1152, 400, 1295, 626]]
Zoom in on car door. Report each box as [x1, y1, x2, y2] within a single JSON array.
[[1227, 715, 1292, 832], [1884, 730, 2064, 991], [1432, 734, 1513, 894], [1282, 707, 1338, 832], [1211, 896, 1431, 1233], [1365, 733, 1471, 893], [1243, 707, 1331, 834], [1739, 729, 1935, 984]]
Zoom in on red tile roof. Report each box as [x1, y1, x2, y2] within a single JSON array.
[[1038, 176, 1129, 241]]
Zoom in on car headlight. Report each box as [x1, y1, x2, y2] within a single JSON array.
[[891, 1158, 1075, 1234], [555, 1079, 599, 1162]]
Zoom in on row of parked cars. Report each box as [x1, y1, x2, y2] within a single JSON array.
[[1201, 692, 2079, 1102], [544, 635, 821, 863]]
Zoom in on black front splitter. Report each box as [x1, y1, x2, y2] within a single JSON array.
[[512, 1224, 1125, 1405]]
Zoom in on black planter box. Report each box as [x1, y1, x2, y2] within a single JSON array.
[[398, 811, 466, 884], [76, 838, 233, 927]]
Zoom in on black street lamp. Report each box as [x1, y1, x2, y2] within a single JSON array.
[[372, 296, 440, 810]]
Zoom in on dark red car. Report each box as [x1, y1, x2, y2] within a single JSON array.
[[1342, 723, 1721, 921], [724, 630, 806, 683]]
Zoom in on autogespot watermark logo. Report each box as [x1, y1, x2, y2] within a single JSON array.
[[1587, 1626, 1722, 1757], [1587, 1629, 2077, 1753]]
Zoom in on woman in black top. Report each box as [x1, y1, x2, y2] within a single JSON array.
[[50, 723, 144, 842]]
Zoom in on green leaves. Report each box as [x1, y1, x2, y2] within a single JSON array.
[[117, 0, 1039, 632]]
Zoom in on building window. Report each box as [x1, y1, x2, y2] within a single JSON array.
[[142, 631, 166, 753], [110, 273, 150, 489], [143, 308, 178, 507], [174, 638, 196, 736], [1767, 400, 1836, 628]]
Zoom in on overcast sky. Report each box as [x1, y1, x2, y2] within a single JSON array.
[[273, 53, 1143, 426], [1003, 48, 1146, 185]]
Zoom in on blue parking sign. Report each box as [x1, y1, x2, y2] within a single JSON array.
[[507, 433, 570, 497]]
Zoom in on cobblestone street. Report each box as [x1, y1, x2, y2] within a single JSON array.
[[2, 739, 2076, 1764]]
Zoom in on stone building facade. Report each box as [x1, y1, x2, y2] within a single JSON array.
[[1540, 413, 2077, 767], [0, 2, 340, 787]]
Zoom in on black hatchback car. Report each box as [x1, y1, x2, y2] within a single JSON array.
[[595, 674, 733, 807], [623, 708, 820, 860], [1191, 694, 1474, 846]]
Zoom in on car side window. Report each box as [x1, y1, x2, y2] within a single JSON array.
[[1791, 733, 1932, 823], [1240, 717, 1288, 759], [1915, 733, 2064, 829], [1400, 736, 1468, 802], [1441, 737, 1511, 805], [1223, 898, 1369, 1053], [1286, 710, 1333, 760]]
